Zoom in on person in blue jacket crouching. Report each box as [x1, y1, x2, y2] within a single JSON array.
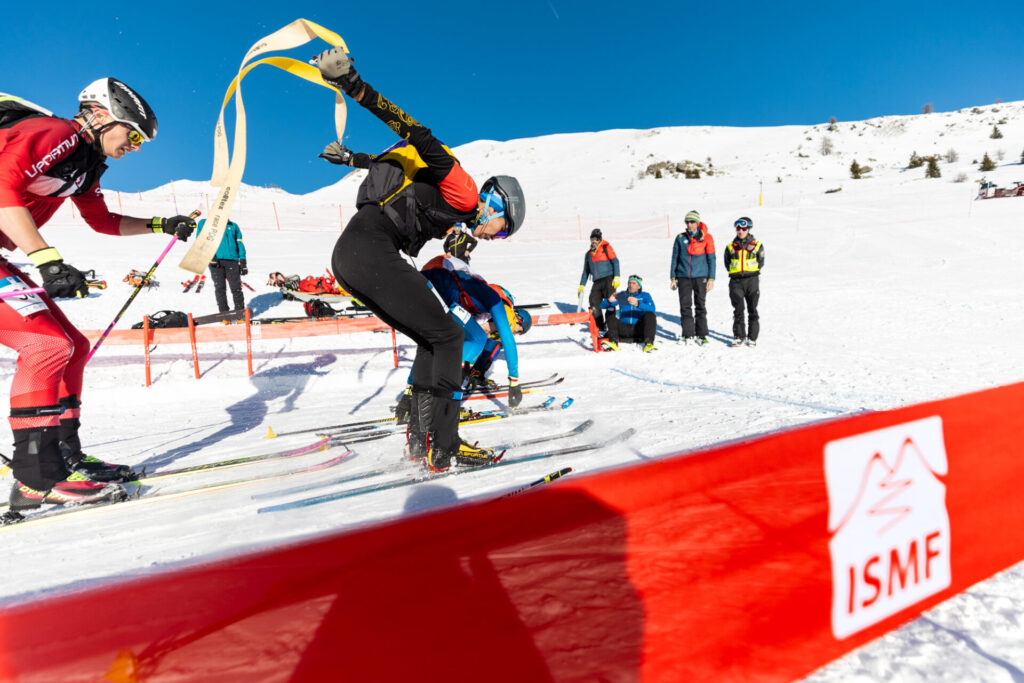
[[600, 274, 658, 353]]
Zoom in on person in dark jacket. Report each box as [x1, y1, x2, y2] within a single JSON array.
[[315, 47, 525, 473], [670, 210, 716, 344], [599, 274, 658, 352], [577, 228, 619, 333], [195, 218, 246, 313], [724, 216, 764, 347]]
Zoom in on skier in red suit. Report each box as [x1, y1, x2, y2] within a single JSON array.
[[0, 79, 196, 514]]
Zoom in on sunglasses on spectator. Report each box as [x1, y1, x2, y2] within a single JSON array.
[[685, 220, 698, 224]]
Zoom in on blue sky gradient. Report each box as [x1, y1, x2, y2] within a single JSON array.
[[4, 2, 1021, 193]]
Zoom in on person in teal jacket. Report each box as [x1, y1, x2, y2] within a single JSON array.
[[195, 218, 247, 313], [599, 274, 658, 352]]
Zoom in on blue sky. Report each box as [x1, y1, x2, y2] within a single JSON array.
[[4, 2, 1021, 194]]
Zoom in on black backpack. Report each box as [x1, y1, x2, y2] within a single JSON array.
[[0, 93, 54, 130], [131, 310, 189, 329]]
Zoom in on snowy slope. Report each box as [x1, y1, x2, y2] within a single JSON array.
[[2, 101, 1024, 680]]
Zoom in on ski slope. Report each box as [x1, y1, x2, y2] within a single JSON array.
[[3, 101, 1024, 680]]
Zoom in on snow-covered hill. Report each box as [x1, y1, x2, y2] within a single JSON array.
[[4, 101, 1024, 681]]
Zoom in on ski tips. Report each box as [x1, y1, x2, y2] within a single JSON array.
[[266, 426, 277, 439], [561, 397, 575, 409]]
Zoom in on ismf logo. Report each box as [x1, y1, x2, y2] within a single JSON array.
[[825, 416, 951, 639]]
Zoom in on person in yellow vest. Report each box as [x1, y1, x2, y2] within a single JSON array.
[[724, 217, 764, 347]]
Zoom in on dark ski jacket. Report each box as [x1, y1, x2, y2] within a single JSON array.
[[670, 223, 716, 280], [579, 240, 619, 285], [420, 255, 519, 378], [353, 84, 479, 257]]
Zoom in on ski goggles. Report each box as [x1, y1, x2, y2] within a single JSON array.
[[124, 126, 145, 146], [734, 217, 753, 230], [475, 191, 508, 237]]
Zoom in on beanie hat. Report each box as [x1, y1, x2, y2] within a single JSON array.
[[627, 274, 643, 289], [590, 228, 602, 240], [685, 210, 701, 223]]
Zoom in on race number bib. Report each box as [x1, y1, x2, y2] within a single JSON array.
[[0, 276, 47, 317]]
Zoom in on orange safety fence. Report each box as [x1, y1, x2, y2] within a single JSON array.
[[2, 380, 1022, 680], [82, 310, 598, 384]]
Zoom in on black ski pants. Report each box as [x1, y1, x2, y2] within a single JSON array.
[[606, 310, 657, 345], [677, 277, 709, 338], [209, 259, 245, 313], [589, 275, 616, 331], [729, 275, 760, 341], [331, 208, 464, 450]]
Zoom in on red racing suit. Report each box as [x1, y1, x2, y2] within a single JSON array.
[[0, 114, 125, 429]]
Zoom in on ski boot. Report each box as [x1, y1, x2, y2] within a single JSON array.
[[426, 438, 496, 473], [643, 343, 658, 353], [405, 390, 431, 461], [9, 474, 128, 511], [58, 399, 137, 482], [601, 339, 620, 352]]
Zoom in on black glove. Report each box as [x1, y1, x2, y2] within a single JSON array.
[[319, 141, 355, 166], [394, 387, 412, 424], [149, 215, 196, 242], [239, 259, 248, 276], [508, 381, 523, 408], [29, 248, 89, 299], [314, 47, 365, 97]]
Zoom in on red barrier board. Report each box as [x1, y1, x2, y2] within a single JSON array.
[[2, 382, 1022, 681]]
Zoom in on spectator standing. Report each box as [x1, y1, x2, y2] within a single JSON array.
[[724, 216, 764, 346], [599, 274, 658, 353], [577, 228, 619, 333], [195, 218, 246, 313], [670, 210, 715, 344]]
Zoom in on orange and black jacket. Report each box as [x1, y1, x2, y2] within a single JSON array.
[[353, 83, 479, 257], [579, 240, 620, 285]]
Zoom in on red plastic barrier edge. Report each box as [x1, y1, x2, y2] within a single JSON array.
[[1, 382, 1022, 682]]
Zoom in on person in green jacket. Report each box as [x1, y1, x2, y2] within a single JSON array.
[[195, 218, 247, 313]]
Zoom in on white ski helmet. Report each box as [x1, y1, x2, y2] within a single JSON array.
[[78, 78, 157, 141]]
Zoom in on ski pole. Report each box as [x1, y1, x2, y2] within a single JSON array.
[[87, 210, 200, 363], [501, 467, 573, 498], [0, 287, 45, 300]]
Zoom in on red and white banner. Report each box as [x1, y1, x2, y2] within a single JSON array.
[[2, 381, 1023, 681]]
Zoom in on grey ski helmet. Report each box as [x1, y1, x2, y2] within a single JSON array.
[[78, 78, 157, 141], [480, 175, 526, 237]]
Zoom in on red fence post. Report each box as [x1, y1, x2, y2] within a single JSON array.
[[245, 308, 253, 377], [187, 313, 200, 379], [391, 328, 398, 368], [589, 312, 600, 353], [272, 202, 281, 231], [143, 315, 151, 386]]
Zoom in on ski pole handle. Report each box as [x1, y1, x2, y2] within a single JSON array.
[[87, 210, 200, 363]]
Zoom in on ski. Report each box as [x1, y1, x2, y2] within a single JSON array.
[[257, 427, 634, 514], [181, 274, 200, 293], [252, 419, 594, 503], [462, 373, 564, 398], [194, 274, 207, 293], [134, 436, 334, 482], [241, 281, 255, 292], [270, 396, 567, 440], [1, 448, 353, 528]]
